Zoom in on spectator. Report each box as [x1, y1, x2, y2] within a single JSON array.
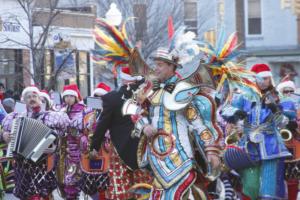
[[2, 98, 15, 113], [4, 89, 14, 99], [0, 83, 5, 100]]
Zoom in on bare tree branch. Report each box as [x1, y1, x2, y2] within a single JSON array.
[[0, 36, 31, 48]]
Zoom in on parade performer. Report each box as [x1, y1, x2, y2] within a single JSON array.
[[220, 63, 291, 200], [39, 90, 53, 111], [80, 82, 111, 199], [198, 31, 292, 199], [90, 67, 152, 200], [59, 84, 85, 200], [130, 49, 222, 199], [276, 77, 299, 200], [124, 26, 224, 199], [0, 86, 69, 200], [91, 18, 152, 200]]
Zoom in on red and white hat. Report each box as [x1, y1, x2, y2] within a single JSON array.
[[150, 47, 182, 68], [250, 63, 272, 78], [62, 84, 82, 100], [21, 85, 40, 100], [276, 75, 296, 92], [39, 90, 52, 105], [93, 82, 111, 96], [120, 67, 143, 81]]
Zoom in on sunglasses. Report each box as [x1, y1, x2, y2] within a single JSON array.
[[283, 90, 294, 94]]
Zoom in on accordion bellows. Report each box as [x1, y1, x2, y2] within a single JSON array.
[[6, 117, 57, 162], [224, 146, 259, 170]]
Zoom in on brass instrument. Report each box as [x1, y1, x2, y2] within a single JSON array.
[[225, 130, 241, 146], [56, 136, 67, 198], [280, 128, 292, 142]]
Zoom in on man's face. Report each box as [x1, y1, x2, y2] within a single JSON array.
[[282, 87, 295, 97], [24, 92, 41, 108], [154, 60, 175, 82], [64, 95, 76, 106], [257, 76, 271, 90]]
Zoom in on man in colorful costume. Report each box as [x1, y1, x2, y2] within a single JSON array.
[[1, 86, 69, 200], [129, 47, 222, 199], [222, 64, 291, 200], [276, 77, 299, 200]]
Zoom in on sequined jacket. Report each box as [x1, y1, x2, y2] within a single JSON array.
[[134, 76, 222, 189]]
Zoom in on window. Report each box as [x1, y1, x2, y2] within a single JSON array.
[[184, 0, 197, 34], [133, 3, 147, 41], [0, 49, 22, 92], [247, 0, 262, 35], [78, 51, 89, 97], [43, 50, 90, 97]]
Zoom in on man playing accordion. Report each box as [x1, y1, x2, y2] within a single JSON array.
[[0, 86, 70, 200]]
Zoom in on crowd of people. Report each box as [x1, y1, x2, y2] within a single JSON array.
[[0, 20, 299, 200]]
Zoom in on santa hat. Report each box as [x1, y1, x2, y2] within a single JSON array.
[[120, 67, 143, 81], [250, 63, 272, 78], [276, 75, 296, 92], [62, 84, 81, 100], [21, 85, 40, 100], [251, 63, 275, 86], [93, 82, 111, 96], [39, 90, 52, 106]]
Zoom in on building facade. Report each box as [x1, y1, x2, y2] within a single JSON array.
[[0, 0, 96, 98], [199, 0, 300, 86]]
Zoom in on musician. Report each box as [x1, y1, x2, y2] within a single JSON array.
[[90, 67, 152, 200], [0, 102, 6, 124], [0, 86, 69, 200], [276, 78, 299, 200], [39, 90, 53, 111], [80, 82, 111, 199], [60, 84, 85, 200], [221, 64, 291, 200], [131, 48, 222, 199]]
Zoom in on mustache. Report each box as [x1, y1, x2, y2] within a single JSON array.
[[29, 100, 37, 104]]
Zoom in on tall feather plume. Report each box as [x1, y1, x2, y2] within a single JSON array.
[[199, 30, 261, 104], [92, 18, 133, 75]]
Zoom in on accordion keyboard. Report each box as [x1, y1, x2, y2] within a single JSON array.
[[5, 117, 57, 162], [6, 118, 19, 158]]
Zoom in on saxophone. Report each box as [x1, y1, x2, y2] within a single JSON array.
[[280, 129, 292, 142], [56, 107, 68, 198]]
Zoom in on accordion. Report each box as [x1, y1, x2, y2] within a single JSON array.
[[6, 117, 57, 162]]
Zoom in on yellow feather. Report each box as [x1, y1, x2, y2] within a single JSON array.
[[219, 32, 236, 58], [100, 18, 126, 41], [94, 27, 124, 53]]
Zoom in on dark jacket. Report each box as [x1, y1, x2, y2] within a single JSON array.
[[90, 83, 141, 170]]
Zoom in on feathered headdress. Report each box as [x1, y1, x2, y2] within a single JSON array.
[[166, 26, 208, 81], [93, 18, 148, 77], [199, 31, 261, 103]]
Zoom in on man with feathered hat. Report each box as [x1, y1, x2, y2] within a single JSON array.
[[130, 47, 222, 199]]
